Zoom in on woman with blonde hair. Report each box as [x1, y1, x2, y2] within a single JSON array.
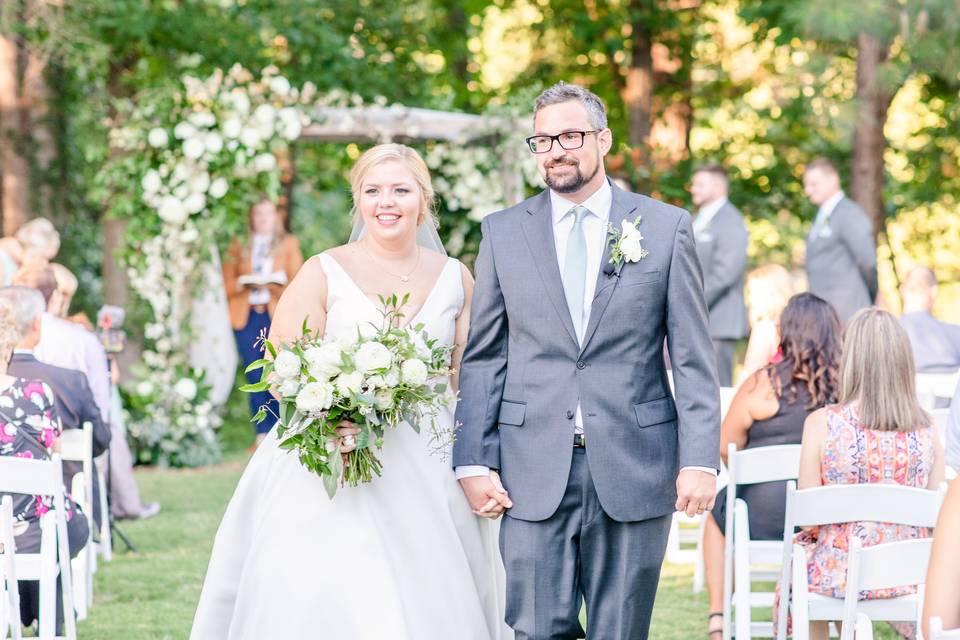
[[775, 308, 945, 640], [222, 197, 304, 446], [192, 144, 510, 639], [738, 264, 795, 383]]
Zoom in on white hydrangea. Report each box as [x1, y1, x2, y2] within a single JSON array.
[[148, 128, 169, 148], [174, 377, 198, 401]]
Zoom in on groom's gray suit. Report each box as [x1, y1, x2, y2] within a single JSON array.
[[454, 181, 720, 639]]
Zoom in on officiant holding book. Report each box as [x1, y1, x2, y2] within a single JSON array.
[[223, 197, 304, 446]]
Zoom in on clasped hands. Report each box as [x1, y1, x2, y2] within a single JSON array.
[[458, 473, 512, 520]]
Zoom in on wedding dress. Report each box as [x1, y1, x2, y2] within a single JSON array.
[[191, 253, 510, 640]]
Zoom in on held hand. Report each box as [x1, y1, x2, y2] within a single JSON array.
[[675, 468, 717, 518], [459, 471, 512, 519], [333, 421, 361, 454]]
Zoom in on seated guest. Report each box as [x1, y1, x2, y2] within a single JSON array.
[[738, 264, 795, 384], [13, 264, 110, 423], [50, 263, 94, 330], [14, 217, 60, 267], [923, 478, 960, 638], [898, 265, 960, 373], [703, 293, 841, 638], [0, 286, 111, 529], [777, 308, 945, 640], [0, 297, 89, 633]]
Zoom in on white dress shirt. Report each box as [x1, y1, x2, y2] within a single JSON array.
[[456, 180, 714, 480], [693, 197, 727, 237], [35, 312, 111, 422], [810, 190, 844, 236]]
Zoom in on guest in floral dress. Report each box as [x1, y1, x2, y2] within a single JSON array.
[[778, 308, 946, 640], [0, 298, 89, 632]]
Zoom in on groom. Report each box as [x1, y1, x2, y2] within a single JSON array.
[[453, 82, 720, 639]]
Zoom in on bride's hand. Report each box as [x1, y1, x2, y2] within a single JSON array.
[[334, 421, 361, 454]]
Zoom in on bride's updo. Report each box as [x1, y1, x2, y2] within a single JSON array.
[[349, 143, 437, 228]]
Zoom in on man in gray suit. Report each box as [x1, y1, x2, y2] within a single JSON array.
[[898, 266, 960, 373], [803, 158, 878, 324], [453, 82, 720, 639], [690, 165, 748, 386]]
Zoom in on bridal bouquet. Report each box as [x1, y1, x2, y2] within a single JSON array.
[[242, 295, 456, 497]]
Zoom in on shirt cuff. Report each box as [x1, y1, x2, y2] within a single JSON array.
[[681, 465, 719, 476], [455, 465, 491, 479]]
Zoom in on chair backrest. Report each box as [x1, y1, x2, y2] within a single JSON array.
[[728, 443, 803, 487], [916, 371, 960, 409], [785, 482, 944, 530], [0, 495, 23, 640], [930, 408, 950, 444], [930, 617, 960, 639], [0, 456, 63, 497], [58, 423, 93, 464]]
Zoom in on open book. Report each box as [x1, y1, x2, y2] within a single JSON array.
[[238, 271, 288, 287]]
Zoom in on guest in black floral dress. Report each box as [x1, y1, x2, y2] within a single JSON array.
[[0, 299, 88, 631]]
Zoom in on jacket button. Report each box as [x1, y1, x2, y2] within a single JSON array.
[[566, 410, 575, 420], [576, 360, 586, 370]]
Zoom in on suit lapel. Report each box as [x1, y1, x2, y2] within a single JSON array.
[[579, 185, 638, 355], [521, 191, 579, 346]]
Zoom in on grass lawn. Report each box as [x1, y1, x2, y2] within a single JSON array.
[[72, 433, 900, 639]]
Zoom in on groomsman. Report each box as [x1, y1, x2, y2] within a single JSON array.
[[803, 158, 877, 323], [690, 165, 748, 387]]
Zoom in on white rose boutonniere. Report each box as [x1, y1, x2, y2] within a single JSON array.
[[607, 215, 649, 268]]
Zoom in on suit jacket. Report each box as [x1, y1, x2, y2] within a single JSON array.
[[899, 311, 960, 373], [694, 201, 749, 340], [453, 183, 720, 523], [805, 197, 877, 323], [222, 233, 304, 330]]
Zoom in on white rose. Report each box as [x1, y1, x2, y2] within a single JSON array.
[[141, 169, 162, 194], [253, 104, 276, 126], [239, 127, 262, 149], [278, 378, 300, 397], [304, 343, 342, 379], [136, 381, 154, 397], [253, 153, 277, 172], [157, 196, 188, 224], [354, 342, 392, 373], [204, 132, 224, 154], [173, 121, 197, 140], [400, 359, 428, 386], [183, 137, 206, 160], [174, 378, 198, 401], [366, 374, 386, 389], [335, 371, 364, 396], [295, 381, 333, 413], [269, 76, 291, 96], [188, 111, 216, 128], [173, 184, 189, 199], [209, 177, 229, 199], [184, 192, 206, 214], [407, 330, 432, 360], [231, 91, 251, 115], [221, 117, 242, 139], [187, 171, 210, 195], [374, 390, 394, 409], [278, 107, 302, 140], [619, 233, 645, 263], [155, 338, 172, 353], [180, 226, 199, 243], [148, 128, 169, 148], [384, 367, 401, 388], [273, 350, 301, 379]]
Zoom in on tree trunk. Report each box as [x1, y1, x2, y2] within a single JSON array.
[[0, 28, 29, 234], [850, 31, 896, 236], [624, 16, 654, 148]]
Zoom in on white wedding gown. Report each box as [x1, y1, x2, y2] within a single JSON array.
[[191, 253, 510, 640]]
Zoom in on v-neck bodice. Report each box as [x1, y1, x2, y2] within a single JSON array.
[[316, 253, 463, 350]]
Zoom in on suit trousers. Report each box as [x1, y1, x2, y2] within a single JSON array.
[[234, 309, 279, 435], [712, 339, 737, 387], [499, 448, 672, 640]]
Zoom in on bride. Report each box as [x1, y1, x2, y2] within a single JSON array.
[[191, 144, 513, 639]]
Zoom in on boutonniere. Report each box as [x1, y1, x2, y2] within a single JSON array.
[[607, 215, 649, 267]]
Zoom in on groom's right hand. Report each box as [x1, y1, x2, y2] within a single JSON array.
[[459, 472, 512, 518]]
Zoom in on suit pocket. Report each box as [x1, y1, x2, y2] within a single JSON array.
[[620, 268, 661, 288], [497, 400, 526, 427], [633, 396, 677, 428]]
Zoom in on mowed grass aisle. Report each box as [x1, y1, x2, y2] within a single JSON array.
[[75, 453, 900, 639]]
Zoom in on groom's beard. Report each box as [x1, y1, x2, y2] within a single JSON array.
[[544, 153, 600, 194]]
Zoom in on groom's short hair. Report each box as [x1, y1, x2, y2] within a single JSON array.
[[534, 82, 608, 131]]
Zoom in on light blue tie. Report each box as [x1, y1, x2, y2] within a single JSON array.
[[562, 205, 589, 341]]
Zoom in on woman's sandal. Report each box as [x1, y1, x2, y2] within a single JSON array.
[[707, 612, 724, 638]]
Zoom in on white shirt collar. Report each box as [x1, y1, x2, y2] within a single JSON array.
[[819, 190, 844, 218], [12, 349, 32, 355], [549, 179, 613, 225], [694, 197, 727, 232]]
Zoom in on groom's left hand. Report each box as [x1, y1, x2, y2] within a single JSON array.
[[675, 469, 717, 518]]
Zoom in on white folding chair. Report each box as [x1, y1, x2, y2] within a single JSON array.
[[777, 483, 944, 640], [95, 460, 111, 564], [723, 443, 803, 639], [1, 496, 23, 640], [58, 423, 94, 619], [929, 616, 960, 639], [928, 410, 958, 481], [0, 456, 76, 640], [916, 371, 959, 411], [839, 537, 933, 640], [853, 612, 873, 639]]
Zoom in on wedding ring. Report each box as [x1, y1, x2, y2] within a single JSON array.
[[342, 435, 356, 446]]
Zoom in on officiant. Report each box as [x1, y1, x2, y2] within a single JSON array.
[[223, 197, 304, 447]]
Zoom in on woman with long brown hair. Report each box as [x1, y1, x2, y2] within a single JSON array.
[[223, 198, 304, 447], [703, 292, 842, 638]]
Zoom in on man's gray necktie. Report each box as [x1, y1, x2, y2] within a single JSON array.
[[562, 205, 589, 341]]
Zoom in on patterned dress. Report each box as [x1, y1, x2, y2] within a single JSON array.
[[774, 404, 935, 637]]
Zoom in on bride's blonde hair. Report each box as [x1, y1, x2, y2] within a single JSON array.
[[349, 144, 437, 228]]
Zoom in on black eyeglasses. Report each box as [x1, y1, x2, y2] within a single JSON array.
[[525, 130, 599, 154]]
